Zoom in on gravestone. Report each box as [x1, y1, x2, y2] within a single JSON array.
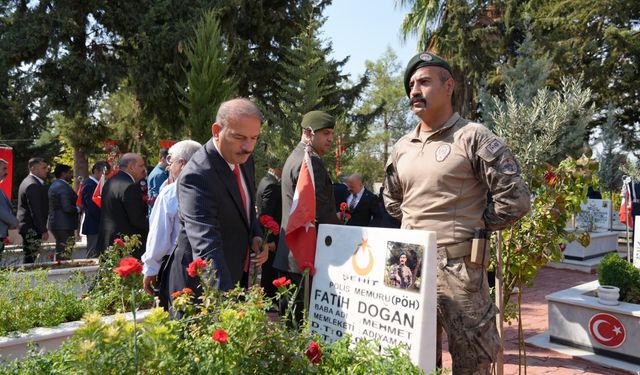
[[575, 199, 612, 232], [309, 224, 437, 372]]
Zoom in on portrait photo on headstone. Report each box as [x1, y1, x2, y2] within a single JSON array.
[[384, 241, 424, 291]]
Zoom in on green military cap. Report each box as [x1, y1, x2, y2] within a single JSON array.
[[403, 52, 453, 96], [301, 111, 335, 132]]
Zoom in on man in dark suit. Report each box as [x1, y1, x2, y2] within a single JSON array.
[[161, 98, 268, 304], [48, 164, 80, 259], [274, 111, 341, 317], [333, 178, 349, 212], [95, 153, 148, 258], [17, 157, 50, 263], [256, 160, 282, 299], [0, 159, 17, 255], [344, 173, 379, 227], [81, 161, 109, 257]]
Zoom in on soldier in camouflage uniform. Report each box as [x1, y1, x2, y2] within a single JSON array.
[[384, 52, 531, 375]]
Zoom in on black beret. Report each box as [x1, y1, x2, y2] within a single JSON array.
[[403, 52, 453, 96], [301, 111, 335, 131]]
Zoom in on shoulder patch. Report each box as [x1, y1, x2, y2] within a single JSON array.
[[500, 158, 519, 175], [485, 138, 504, 155]]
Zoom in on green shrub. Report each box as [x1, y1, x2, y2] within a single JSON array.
[[0, 235, 151, 336], [598, 253, 640, 303], [0, 270, 87, 336]]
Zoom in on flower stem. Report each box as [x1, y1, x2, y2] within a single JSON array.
[[130, 282, 138, 374]]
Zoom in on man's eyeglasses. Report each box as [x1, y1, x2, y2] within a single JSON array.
[[166, 154, 182, 165]]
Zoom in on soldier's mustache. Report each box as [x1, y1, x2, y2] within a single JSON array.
[[410, 96, 427, 107]]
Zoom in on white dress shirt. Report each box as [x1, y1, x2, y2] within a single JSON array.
[[142, 182, 180, 276]]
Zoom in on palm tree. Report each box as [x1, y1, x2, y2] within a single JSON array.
[[396, 0, 506, 118]]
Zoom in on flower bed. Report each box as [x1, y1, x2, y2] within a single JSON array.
[[4, 259, 98, 286], [0, 309, 152, 361], [1, 258, 423, 374], [562, 231, 619, 261], [0, 236, 150, 338]]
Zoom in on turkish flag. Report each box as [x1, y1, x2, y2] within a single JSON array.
[[76, 181, 83, 208], [92, 174, 105, 208], [285, 148, 317, 271], [620, 183, 633, 228]]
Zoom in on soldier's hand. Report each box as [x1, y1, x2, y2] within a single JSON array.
[[143, 275, 157, 296]]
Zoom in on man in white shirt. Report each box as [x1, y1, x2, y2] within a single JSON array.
[[142, 140, 201, 302]]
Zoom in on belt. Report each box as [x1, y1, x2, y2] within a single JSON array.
[[438, 241, 472, 259]]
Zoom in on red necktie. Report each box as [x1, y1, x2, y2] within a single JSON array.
[[233, 165, 247, 218]]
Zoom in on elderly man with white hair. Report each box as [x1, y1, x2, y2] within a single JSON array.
[[142, 140, 202, 300]]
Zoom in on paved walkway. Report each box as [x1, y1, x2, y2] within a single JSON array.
[[441, 267, 634, 375]]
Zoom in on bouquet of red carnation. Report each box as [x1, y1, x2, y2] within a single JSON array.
[[338, 202, 351, 224]]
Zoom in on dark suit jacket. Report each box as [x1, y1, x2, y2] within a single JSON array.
[[346, 188, 379, 227], [47, 179, 79, 231], [256, 172, 282, 243], [97, 171, 148, 257], [274, 142, 340, 274], [80, 177, 101, 235], [333, 182, 349, 212], [162, 140, 261, 295], [17, 175, 49, 236]]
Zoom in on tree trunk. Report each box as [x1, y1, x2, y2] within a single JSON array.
[[73, 148, 89, 187]]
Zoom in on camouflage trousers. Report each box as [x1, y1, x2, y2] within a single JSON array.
[[436, 247, 500, 375]]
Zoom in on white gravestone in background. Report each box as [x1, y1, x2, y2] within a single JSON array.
[[575, 199, 611, 232], [309, 224, 437, 373], [634, 216, 640, 269]]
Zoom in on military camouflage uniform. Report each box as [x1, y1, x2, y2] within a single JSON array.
[[384, 113, 530, 374], [389, 263, 413, 289]]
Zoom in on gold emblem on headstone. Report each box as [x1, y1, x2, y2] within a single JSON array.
[[351, 238, 374, 276]]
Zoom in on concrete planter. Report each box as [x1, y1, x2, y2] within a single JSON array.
[[547, 280, 640, 365], [0, 244, 89, 267], [0, 309, 152, 361], [6, 259, 98, 285], [563, 231, 619, 261]]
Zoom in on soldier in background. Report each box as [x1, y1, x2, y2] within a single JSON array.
[[384, 52, 531, 374]]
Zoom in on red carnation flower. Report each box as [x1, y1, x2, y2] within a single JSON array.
[[339, 202, 348, 212], [113, 238, 125, 247], [171, 291, 182, 299], [305, 341, 322, 364], [212, 329, 229, 344], [302, 261, 316, 276], [259, 215, 273, 226], [345, 213, 352, 220], [187, 258, 208, 278], [265, 220, 280, 235], [544, 172, 558, 187], [272, 276, 291, 288], [182, 287, 193, 294], [113, 257, 143, 279], [3, 237, 11, 245]]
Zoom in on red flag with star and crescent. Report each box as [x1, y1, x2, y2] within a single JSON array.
[[92, 174, 105, 208], [285, 147, 317, 271]]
